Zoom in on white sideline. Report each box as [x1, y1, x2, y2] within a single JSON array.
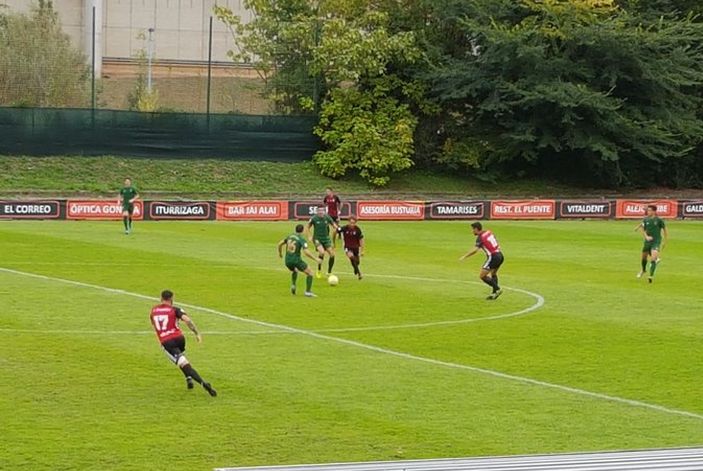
[[2, 266, 703, 422]]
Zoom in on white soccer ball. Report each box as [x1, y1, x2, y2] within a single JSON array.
[[327, 275, 339, 286]]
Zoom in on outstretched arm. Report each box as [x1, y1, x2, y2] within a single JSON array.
[[459, 247, 479, 261], [181, 314, 202, 343], [277, 240, 286, 258], [662, 227, 669, 249]]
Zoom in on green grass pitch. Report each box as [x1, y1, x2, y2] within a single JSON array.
[[1, 219, 702, 470]]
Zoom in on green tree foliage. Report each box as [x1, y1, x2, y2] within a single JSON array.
[[420, 0, 703, 186], [217, 0, 422, 186], [0, 1, 90, 107], [218, 0, 703, 187]]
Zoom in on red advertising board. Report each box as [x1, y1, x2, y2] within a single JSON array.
[[615, 199, 678, 219], [67, 200, 144, 220], [490, 200, 556, 220], [216, 201, 288, 221], [356, 201, 425, 220]]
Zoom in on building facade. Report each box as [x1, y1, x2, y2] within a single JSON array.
[[2, 0, 251, 73]]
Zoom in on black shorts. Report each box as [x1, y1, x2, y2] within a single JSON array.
[[123, 204, 134, 215], [345, 247, 360, 257], [161, 335, 186, 364], [330, 215, 339, 224], [482, 252, 504, 271]]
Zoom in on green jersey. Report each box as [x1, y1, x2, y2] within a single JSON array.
[[309, 214, 334, 240], [120, 187, 138, 207], [642, 216, 665, 243], [284, 234, 308, 263]]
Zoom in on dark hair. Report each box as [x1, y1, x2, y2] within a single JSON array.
[[326, 187, 333, 191], [349, 215, 357, 222], [471, 222, 483, 231], [295, 224, 304, 233], [161, 290, 173, 300], [647, 204, 657, 212]]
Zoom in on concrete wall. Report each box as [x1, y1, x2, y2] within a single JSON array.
[[1, 0, 251, 63]]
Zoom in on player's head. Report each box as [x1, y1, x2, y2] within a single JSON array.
[[316, 206, 326, 216], [325, 187, 333, 196], [349, 215, 357, 227], [295, 224, 304, 234], [471, 222, 483, 235], [646, 204, 657, 216], [124, 177, 132, 187], [161, 289, 174, 304]]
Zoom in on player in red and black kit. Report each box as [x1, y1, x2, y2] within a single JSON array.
[[459, 222, 504, 300], [150, 290, 217, 396], [337, 215, 365, 279], [324, 187, 341, 245]]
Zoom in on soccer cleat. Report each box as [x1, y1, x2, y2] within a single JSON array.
[[186, 377, 194, 390], [203, 382, 217, 397], [492, 289, 503, 300], [358, 273, 363, 280], [315, 270, 322, 279], [290, 284, 296, 295], [124, 230, 130, 235], [304, 291, 317, 298], [648, 276, 653, 284], [636, 271, 645, 279]]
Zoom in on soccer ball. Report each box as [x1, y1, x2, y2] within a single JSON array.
[[327, 275, 339, 286]]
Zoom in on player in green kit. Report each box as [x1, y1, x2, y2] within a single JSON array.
[[118, 178, 139, 235], [277, 224, 322, 297], [635, 204, 669, 283], [307, 206, 339, 279]]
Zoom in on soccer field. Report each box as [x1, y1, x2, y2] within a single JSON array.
[[2, 220, 703, 471]]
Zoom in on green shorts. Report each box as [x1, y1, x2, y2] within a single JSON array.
[[314, 238, 333, 250], [642, 240, 661, 254], [122, 203, 135, 215], [286, 259, 308, 272]]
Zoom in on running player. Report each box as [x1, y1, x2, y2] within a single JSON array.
[[323, 187, 341, 223], [635, 204, 668, 283], [337, 216, 365, 279], [323, 188, 342, 245], [278, 224, 322, 297], [118, 178, 139, 235], [459, 222, 504, 300], [307, 206, 339, 278], [149, 290, 217, 396]]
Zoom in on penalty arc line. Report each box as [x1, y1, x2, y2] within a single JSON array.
[[2, 266, 703, 422]]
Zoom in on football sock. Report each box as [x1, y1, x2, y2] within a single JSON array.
[[181, 364, 204, 385], [481, 277, 493, 288], [318, 255, 324, 271], [328, 256, 335, 273], [641, 259, 647, 272], [128, 217, 132, 229], [122, 217, 129, 231], [650, 259, 658, 276], [493, 274, 500, 289], [291, 272, 298, 285], [351, 258, 359, 275], [306, 275, 313, 291]]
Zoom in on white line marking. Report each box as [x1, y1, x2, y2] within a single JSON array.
[[2, 266, 703, 422], [0, 328, 284, 336], [1, 262, 545, 332]]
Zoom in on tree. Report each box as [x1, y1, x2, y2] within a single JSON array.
[[419, 0, 703, 186], [0, 1, 90, 107], [217, 0, 423, 185]]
